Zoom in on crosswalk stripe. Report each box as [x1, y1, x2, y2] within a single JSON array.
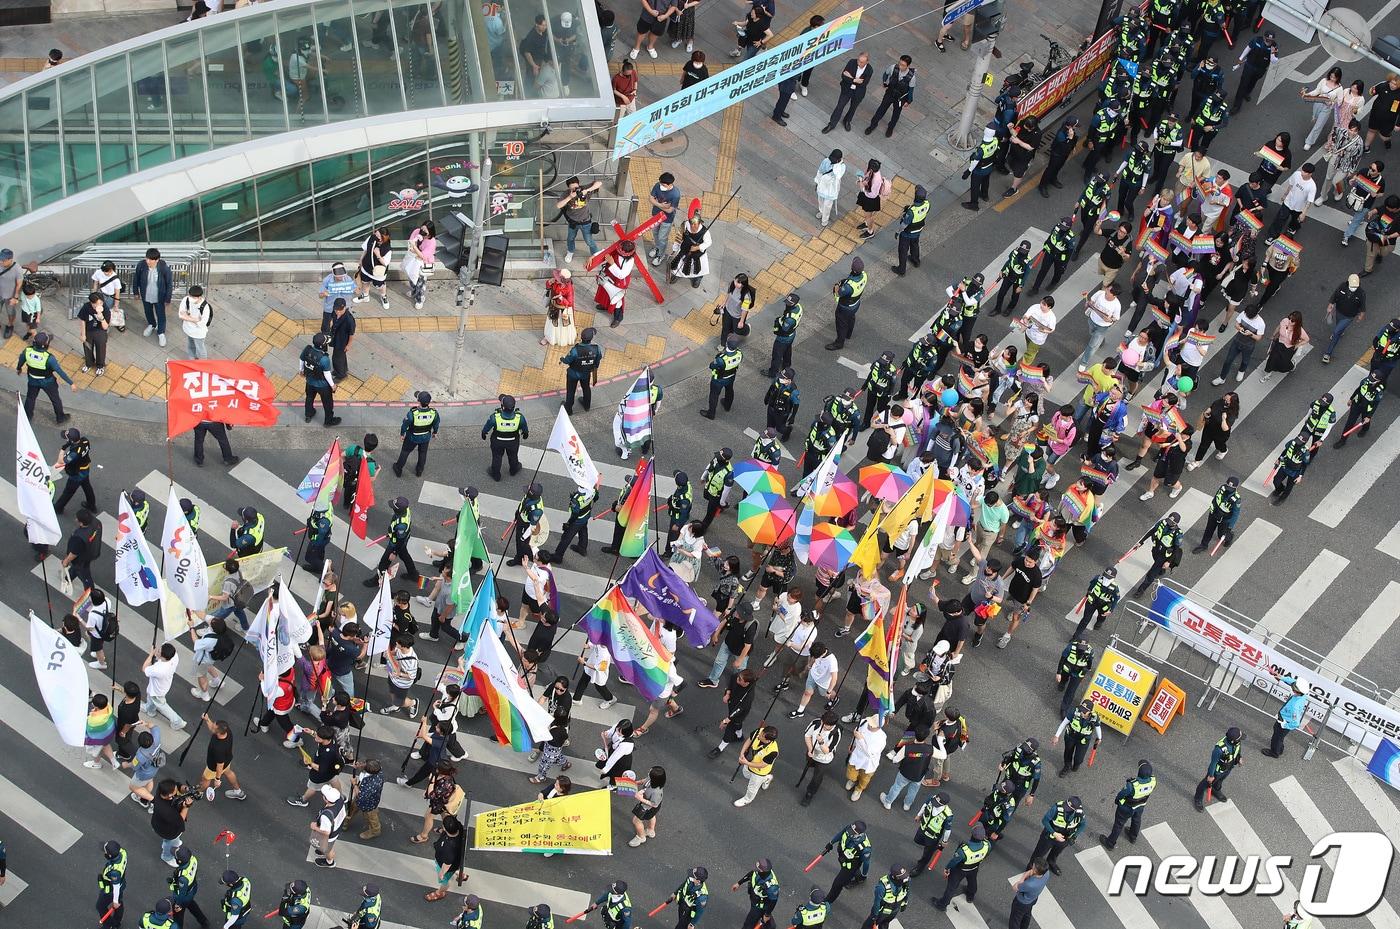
[[1211, 160, 1353, 232], [1244, 364, 1367, 496], [1140, 822, 1244, 929], [419, 480, 572, 539], [909, 229, 1049, 343], [939, 895, 993, 929], [1375, 520, 1400, 561], [230, 459, 380, 569], [310, 842, 591, 913], [359, 710, 594, 776], [1271, 775, 1400, 929], [135, 470, 321, 605], [1255, 550, 1348, 639], [1332, 756, 1400, 840], [0, 681, 134, 803], [1324, 580, 1400, 683], [1307, 411, 1400, 528], [0, 769, 82, 852], [307, 907, 415, 929], [375, 784, 501, 817], [837, 356, 871, 378], [0, 871, 28, 906], [1001, 876, 1076, 929], [1192, 518, 1281, 604], [742, 427, 796, 461], [1207, 798, 1326, 927], [1075, 845, 1163, 929]]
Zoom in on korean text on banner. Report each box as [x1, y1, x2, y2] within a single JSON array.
[[1084, 647, 1156, 735], [1014, 30, 1117, 121], [166, 360, 279, 437], [30, 610, 89, 746], [473, 788, 612, 855], [1147, 586, 1400, 748], [15, 400, 60, 546], [613, 8, 863, 158]]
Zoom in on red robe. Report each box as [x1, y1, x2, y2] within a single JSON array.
[[594, 254, 635, 316]]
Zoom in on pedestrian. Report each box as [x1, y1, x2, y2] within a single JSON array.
[[1268, 164, 1316, 238], [557, 177, 603, 263], [1008, 860, 1051, 929], [76, 290, 112, 376], [1190, 393, 1239, 468], [717, 274, 755, 345], [1319, 120, 1365, 203], [595, 240, 637, 327], [133, 247, 173, 347], [125, 722, 163, 809], [395, 390, 440, 478], [318, 261, 356, 332], [194, 715, 246, 802], [1365, 74, 1400, 152], [647, 173, 681, 267], [177, 285, 211, 360], [51, 428, 95, 517], [1339, 161, 1384, 248], [17, 330, 72, 423], [347, 758, 385, 840], [931, 824, 989, 910], [1211, 304, 1265, 383], [1260, 310, 1309, 381], [845, 714, 887, 801], [892, 186, 929, 274], [826, 257, 868, 349], [1361, 194, 1400, 275], [192, 419, 238, 467], [83, 692, 120, 771], [1230, 30, 1277, 112], [702, 602, 755, 688], [824, 52, 872, 133], [771, 73, 798, 126], [1263, 674, 1311, 757], [707, 667, 756, 757], [1077, 284, 1123, 370], [425, 813, 468, 900], [152, 778, 192, 865], [140, 643, 186, 729], [963, 128, 999, 211], [853, 163, 888, 239], [668, 212, 711, 287], [353, 228, 392, 309], [1193, 726, 1244, 810], [191, 617, 232, 699], [990, 550, 1041, 649], [1051, 698, 1102, 775], [1095, 221, 1133, 287], [1003, 115, 1043, 197], [681, 49, 708, 88], [1041, 116, 1079, 194], [1320, 275, 1365, 363]]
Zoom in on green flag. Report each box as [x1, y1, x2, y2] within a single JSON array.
[[452, 499, 489, 611]]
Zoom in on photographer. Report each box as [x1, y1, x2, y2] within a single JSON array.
[[151, 778, 193, 866]]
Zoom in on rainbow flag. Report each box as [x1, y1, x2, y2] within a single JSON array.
[[968, 432, 999, 469], [1059, 485, 1096, 526], [1080, 463, 1115, 487], [466, 628, 554, 751], [1076, 367, 1098, 386], [297, 439, 342, 507], [1354, 175, 1382, 198], [1144, 404, 1187, 433], [1016, 361, 1050, 392], [1169, 229, 1193, 253], [1191, 234, 1216, 256], [1237, 210, 1263, 233], [1256, 146, 1286, 169], [1272, 235, 1303, 259], [1141, 238, 1169, 264], [1134, 219, 1154, 250], [1009, 493, 1044, 521], [620, 369, 654, 447], [617, 458, 653, 557], [957, 367, 980, 396], [1183, 328, 1217, 350], [1149, 302, 1173, 327], [578, 586, 673, 700]]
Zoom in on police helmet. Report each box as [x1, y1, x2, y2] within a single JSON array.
[[312, 333, 328, 350], [221, 870, 241, 886], [581, 327, 597, 342], [290, 880, 309, 895], [809, 889, 826, 905], [611, 881, 628, 895], [174, 847, 192, 865], [391, 496, 409, 511], [527, 482, 544, 497], [1138, 760, 1153, 778], [1102, 566, 1118, 579], [130, 489, 147, 506], [842, 387, 856, 399], [756, 858, 772, 873], [971, 272, 985, 287], [1226, 726, 1242, 743], [363, 884, 380, 897], [416, 391, 432, 405], [720, 447, 733, 461], [238, 507, 258, 521], [674, 471, 688, 486], [970, 824, 988, 842], [851, 820, 867, 833], [155, 899, 173, 915], [1018, 240, 1031, 252], [786, 293, 801, 306], [691, 867, 708, 883], [103, 840, 122, 858], [33, 331, 50, 348], [500, 394, 517, 412], [1023, 737, 1040, 753]]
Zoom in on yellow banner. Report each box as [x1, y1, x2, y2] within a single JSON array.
[[207, 547, 290, 597], [473, 788, 612, 855], [1084, 647, 1156, 736]]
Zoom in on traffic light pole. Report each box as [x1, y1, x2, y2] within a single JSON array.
[[449, 153, 492, 397], [949, 35, 998, 151]]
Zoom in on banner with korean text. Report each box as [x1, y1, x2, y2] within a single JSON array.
[[473, 787, 612, 854], [612, 8, 863, 158], [166, 360, 279, 437], [1147, 586, 1400, 748]]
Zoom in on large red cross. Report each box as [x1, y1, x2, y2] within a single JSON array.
[[584, 214, 666, 304]]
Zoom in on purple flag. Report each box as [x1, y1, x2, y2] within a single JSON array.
[[618, 549, 721, 645]]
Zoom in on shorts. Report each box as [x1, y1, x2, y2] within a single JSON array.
[[1003, 597, 1028, 616], [846, 589, 861, 613], [522, 592, 543, 614], [1152, 457, 1182, 483], [637, 15, 665, 35], [202, 765, 232, 782], [130, 774, 153, 790], [806, 669, 831, 693]]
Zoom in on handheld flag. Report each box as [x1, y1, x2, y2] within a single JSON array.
[[30, 610, 88, 746], [617, 548, 722, 644], [618, 459, 654, 557], [161, 486, 208, 613], [466, 628, 554, 750], [114, 492, 162, 606], [451, 497, 490, 610], [296, 439, 341, 505], [365, 573, 395, 656], [456, 570, 500, 658], [547, 407, 601, 492], [349, 453, 375, 540], [15, 400, 60, 546], [620, 369, 654, 448], [578, 586, 674, 700], [165, 360, 279, 437], [794, 442, 842, 563]]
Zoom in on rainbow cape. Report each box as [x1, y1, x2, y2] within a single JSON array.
[[578, 586, 673, 701], [620, 369, 654, 447], [1080, 463, 1115, 487], [618, 459, 653, 557], [1008, 493, 1044, 521], [466, 627, 554, 751], [1182, 328, 1217, 350]]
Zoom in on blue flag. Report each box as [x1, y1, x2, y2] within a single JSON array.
[[618, 548, 721, 645], [456, 570, 499, 657], [1367, 737, 1400, 790]]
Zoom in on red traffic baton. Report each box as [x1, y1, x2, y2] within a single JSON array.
[[566, 909, 591, 924], [262, 909, 280, 919], [1210, 535, 1226, 556], [1073, 595, 1087, 615], [968, 809, 983, 827], [365, 534, 387, 546], [802, 850, 826, 873], [929, 848, 943, 869], [1087, 744, 1098, 767], [647, 900, 673, 918], [1342, 419, 1368, 438]]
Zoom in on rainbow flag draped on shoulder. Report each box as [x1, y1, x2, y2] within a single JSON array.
[[620, 369, 655, 447], [578, 585, 673, 700]]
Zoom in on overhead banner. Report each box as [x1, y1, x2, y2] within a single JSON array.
[[1014, 29, 1116, 121], [473, 788, 612, 855], [1148, 586, 1400, 747], [613, 8, 863, 158], [1264, 0, 1325, 42], [1085, 647, 1156, 735]]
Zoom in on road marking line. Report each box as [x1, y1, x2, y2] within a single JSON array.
[[1333, 756, 1400, 840], [1141, 822, 1244, 929], [1308, 409, 1400, 527], [0, 870, 28, 906], [1245, 364, 1367, 496], [1193, 519, 1281, 605], [1002, 877, 1076, 929], [0, 681, 135, 803], [909, 230, 1048, 343], [0, 769, 83, 851], [1324, 581, 1400, 683], [1207, 799, 1324, 925], [837, 356, 871, 378], [1075, 845, 1163, 929], [231, 459, 379, 568]]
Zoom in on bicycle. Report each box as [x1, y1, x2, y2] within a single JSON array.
[[21, 261, 60, 295]]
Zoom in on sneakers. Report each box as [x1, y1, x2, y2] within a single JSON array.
[[282, 738, 301, 749], [1186, 460, 1203, 471], [131, 795, 153, 811], [1169, 485, 1182, 499], [379, 705, 400, 714], [598, 698, 617, 709], [629, 835, 647, 846], [1138, 490, 1155, 501], [396, 776, 410, 786], [286, 796, 309, 807], [997, 633, 1012, 649], [880, 795, 893, 810], [787, 708, 806, 719], [686, 40, 694, 52], [81, 365, 91, 374], [670, 39, 681, 48], [315, 857, 336, 868], [1236, 371, 1245, 383], [84, 759, 102, 769], [800, 85, 808, 97], [1215, 451, 1227, 460], [143, 325, 155, 336], [95, 367, 105, 376], [629, 47, 639, 59], [414, 301, 424, 310], [1321, 353, 1332, 364], [1210, 376, 1226, 386], [88, 660, 108, 670], [1260, 372, 1274, 383], [734, 796, 751, 807], [696, 679, 718, 689], [353, 294, 370, 304], [564, 251, 574, 264], [158, 334, 166, 347], [647, 47, 657, 58], [225, 789, 247, 800], [850, 788, 863, 801], [380, 298, 390, 310], [190, 686, 211, 700]]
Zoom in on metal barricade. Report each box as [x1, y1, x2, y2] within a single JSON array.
[[65, 245, 211, 317]]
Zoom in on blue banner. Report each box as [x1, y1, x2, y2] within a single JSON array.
[[1368, 737, 1400, 790], [612, 8, 864, 159]]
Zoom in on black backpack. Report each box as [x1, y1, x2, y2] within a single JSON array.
[[98, 607, 119, 642], [210, 628, 234, 662]]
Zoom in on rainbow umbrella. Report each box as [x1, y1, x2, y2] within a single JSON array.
[[732, 458, 786, 496], [808, 522, 857, 572], [858, 462, 915, 503], [811, 471, 859, 517], [737, 492, 796, 545], [930, 480, 975, 528]]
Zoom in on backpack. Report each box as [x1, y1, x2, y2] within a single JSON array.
[[83, 527, 102, 562], [98, 607, 120, 642], [210, 630, 234, 662], [232, 579, 254, 610]]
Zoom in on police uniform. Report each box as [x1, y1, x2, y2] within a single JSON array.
[[893, 192, 929, 273], [55, 432, 96, 514], [1032, 222, 1077, 293], [824, 824, 871, 904], [827, 265, 868, 350], [662, 478, 693, 557], [767, 300, 802, 377], [978, 785, 1018, 841], [1028, 798, 1083, 871], [593, 885, 631, 929], [141, 902, 177, 929], [1149, 116, 1184, 194], [738, 866, 779, 929], [860, 871, 908, 929], [230, 511, 265, 558], [1193, 92, 1227, 150], [341, 439, 377, 511], [1072, 570, 1121, 638], [703, 342, 743, 419], [991, 246, 1032, 317], [376, 502, 419, 581], [395, 396, 440, 477], [602, 474, 635, 555], [221, 874, 252, 929], [965, 132, 1000, 211], [508, 489, 544, 566], [130, 493, 151, 531], [861, 355, 897, 429], [552, 486, 597, 562], [1232, 33, 1276, 112], [16, 337, 73, 423], [1101, 764, 1156, 847], [301, 341, 338, 425], [672, 872, 709, 929], [279, 882, 311, 928], [1337, 373, 1386, 446], [1056, 702, 1102, 773], [1070, 176, 1110, 259], [900, 336, 941, 398], [751, 433, 782, 466], [1056, 640, 1094, 718], [1131, 514, 1182, 596], [1081, 102, 1124, 180], [791, 897, 828, 929], [911, 795, 953, 874], [304, 506, 333, 572], [168, 850, 208, 929], [526, 905, 553, 929], [695, 453, 733, 534], [98, 843, 128, 928], [1001, 742, 1043, 806], [764, 374, 801, 441], [350, 889, 383, 929], [823, 392, 860, 442], [1193, 730, 1243, 808], [561, 338, 603, 413], [932, 831, 989, 910], [482, 400, 528, 480], [453, 898, 484, 929]]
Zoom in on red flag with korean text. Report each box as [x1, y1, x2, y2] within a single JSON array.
[[166, 361, 279, 438], [349, 454, 375, 540]]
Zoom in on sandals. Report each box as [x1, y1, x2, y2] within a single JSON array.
[[425, 889, 448, 902], [960, 40, 971, 50], [936, 39, 946, 52], [410, 834, 429, 844], [665, 706, 685, 719], [633, 726, 649, 737], [528, 776, 545, 784]]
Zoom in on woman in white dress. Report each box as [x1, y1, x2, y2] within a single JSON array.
[[814, 149, 847, 227], [544, 269, 577, 347], [667, 521, 718, 585]]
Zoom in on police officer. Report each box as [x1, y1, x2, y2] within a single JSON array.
[[899, 334, 940, 398], [278, 880, 311, 928], [1000, 738, 1042, 807], [1130, 511, 1183, 597], [823, 388, 861, 442], [141, 899, 177, 929], [348, 884, 383, 929], [1028, 796, 1083, 874], [667, 867, 709, 929], [860, 352, 897, 430], [482, 394, 528, 481], [952, 272, 986, 355], [601, 471, 636, 556], [1115, 140, 1152, 218], [552, 483, 598, 564], [1193, 726, 1244, 810], [561, 328, 603, 414], [342, 434, 378, 511], [301, 334, 341, 426], [662, 472, 692, 557], [304, 501, 333, 572], [168, 846, 207, 929], [1069, 174, 1111, 259], [584, 881, 631, 929], [731, 859, 779, 929], [1146, 0, 1179, 55], [1300, 393, 1338, 447], [54, 427, 96, 514], [219, 870, 252, 929], [911, 791, 953, 876], [766, 295, 803, 377], [932, 824, 989, 911], [1041, 115, 1080, 193], [764, 369, 801, 441], [1193, 92, 1227, 150], [180, 498, 201, 535], [825, 258, 867, 351], [452, 895, 483, 929], [989, 242, 1033, 317], [1148, 113, 1184, 194], [1232, 30, 1277, 112], [230, 507, 265, 558], [1334, 370, 1385, 447], [1052, 698, 1102, 776], [508, 483, 545, 566], [1187, 56, 1223, 119], [458, 486, 485, 574], [1196, 476, 1244, 548], [1099, 760, 1156, 848], [1031, 219, 1077, 293], [751, 429, 782, 467], [701, 337, 743, 420], [395, 391, 440, 478], [977, 780, 1018, 843], [526, 904, 553, 929], [860, 865, 908, 929], [1082, 99, 1125, 180], [16, 330, 73, 423], [1072, 567, 1120, 638], [791, 890, 829, 929], [368, 496, 418, 584], [98, 839, 128, 929], [892, 186, 929, 274], [129, 489, 151, 531], [696, 448, 734, 534], [1056, 639, 1094, 719], [823, 820, 872, 904], [801, 414, 837, 479], [962, 129, 1000, 212]]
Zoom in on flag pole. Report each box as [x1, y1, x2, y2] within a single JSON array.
[[37, 555, 56, 627], [177, 634, 249, 767]]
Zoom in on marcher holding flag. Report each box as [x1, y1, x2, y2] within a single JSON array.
[[15, 398, 61, 552]]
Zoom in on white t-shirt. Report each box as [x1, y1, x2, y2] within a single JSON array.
[[808, 652, 838, 689], [1021, 304, 1056, 345], [145, 656, 178, 698], [1281, 171, 1317, 211], [770, 599, 802, 645], [786, 620, 818, 657], [179, 296, 210, 339], [1233, 311, 1265, 340], [1087, 290, 1122, 328], [90, 269, 122, 298]]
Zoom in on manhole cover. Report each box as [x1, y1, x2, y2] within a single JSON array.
[[645, 131, 689, 158]]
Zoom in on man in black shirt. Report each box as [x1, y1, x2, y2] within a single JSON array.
[[823, 52, 872, 133], [113, 680, 143, 760], [708, 669, 756, 756], [287, 726, 344, 807], [328, 300, 356, 380], [61, 509, 100, 589], [196, 715, 247, 802], [997, 551, 1043, 649], [700, 601, 757, 687], [151, 779, 192, 866], [519, 15, 552, 86], [77, 290, 112, 375], [932, 599, 971, 655]]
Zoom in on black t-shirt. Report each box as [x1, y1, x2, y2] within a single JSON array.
[[1371, 83, 1400, 129], [310, 742, 343, 785], [116, 699, 140, 737], [1007, 562, 1043, 603], [519, 27, 550, 65], [527, 617, 558, 655], [897, 741, 934, 780], [66, 528, 94, 564], [937, 614, 969, 646], [206, 734, 234, 770], [742, 10, 772, 47], [78, 302, 111, 336], [723, 617, 757, 655], [681, 61, 709, 88], [151, 796, 186, 840]]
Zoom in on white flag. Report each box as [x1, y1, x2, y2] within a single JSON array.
[[254, 592, 281, 700], [467, 626, 555, 744], [794, 443, 843, 563], [15, 400, 60, 547], [365, 573, 395, 656], [281, 583, 314, 645], [114, 492, 162, 606], [903, 494, 954, 586], [546, 407, 601, 492], [161, 486, 208, 613], [29, 610, 88, 746]]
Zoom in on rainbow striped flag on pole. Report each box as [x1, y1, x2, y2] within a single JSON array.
[[617, 458, 653, 557], [466, 627, 554, 751], [1141, 239, 1169, 264], [620, 368, 654, 447], [578, 585, 674, 701]]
